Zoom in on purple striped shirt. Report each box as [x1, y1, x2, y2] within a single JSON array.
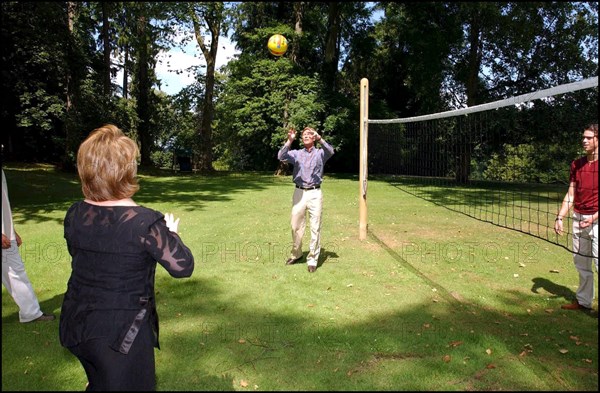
[[278, 141, 335, 188]]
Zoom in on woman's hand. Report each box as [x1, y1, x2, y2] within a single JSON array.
[[164, 213, 180, 233]]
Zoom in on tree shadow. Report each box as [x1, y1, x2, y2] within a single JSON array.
[[2, 169, 597, 391], [2, 261, 598, 391], [3, 167, 281, 226], [1, 293, 64, 323]]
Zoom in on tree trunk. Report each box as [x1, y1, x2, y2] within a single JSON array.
[[136, 13, 152, 166], [456, 8, 483, 184], [62, 1, 78, 170], [101, 2, 111, 96], [274, 161, 291, 176], [190, 3, 225, 172], [323, 2, 341, 93], [122, 44, 129, 99], [291, 2, 305, 64]]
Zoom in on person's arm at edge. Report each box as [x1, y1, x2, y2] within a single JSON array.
[[554, 182, 575, 235]]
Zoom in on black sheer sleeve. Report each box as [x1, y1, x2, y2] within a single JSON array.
[[143, 216, 194, 278], [63, 203, 75, 257]]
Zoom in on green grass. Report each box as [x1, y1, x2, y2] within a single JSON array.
[[2, 164, 598, 391]]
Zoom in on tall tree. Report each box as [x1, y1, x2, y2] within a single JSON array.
[[188, 2, 227, 172], [101, 2, 112, 96], [446, 2, 598, 182], [323, 2, 342, 92]]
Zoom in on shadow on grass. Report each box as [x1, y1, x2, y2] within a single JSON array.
[[2, 168, 597, 391], [375, 175, 574, 255], [3, 166, 283, 226], [530, 277, 574, 300], [318, 248, 339, 268], [3, 258, 597, 391]]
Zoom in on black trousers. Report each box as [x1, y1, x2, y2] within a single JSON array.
[[68, 323, 156, 391]]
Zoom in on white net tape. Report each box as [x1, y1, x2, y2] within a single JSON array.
[[368, 77, 598, 124]]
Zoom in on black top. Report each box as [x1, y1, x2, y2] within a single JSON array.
[[59, 201, 194, 354]]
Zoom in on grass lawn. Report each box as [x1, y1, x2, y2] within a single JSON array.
[[2, 164, 598, 391]]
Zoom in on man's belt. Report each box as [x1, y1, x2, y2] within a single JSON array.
[[296, 184, 321, 190]]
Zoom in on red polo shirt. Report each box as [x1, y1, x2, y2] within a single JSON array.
[[570, 156, 598, 214]]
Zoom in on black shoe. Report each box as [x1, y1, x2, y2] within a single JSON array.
[[27, 313, 55, 323], [286, 258, 300, 265], [308, 265, 316, 273]]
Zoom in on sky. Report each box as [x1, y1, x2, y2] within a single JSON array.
[[115, 33, 240, 96], [154, 34, 240, 95], [121, 3, 382, 96]]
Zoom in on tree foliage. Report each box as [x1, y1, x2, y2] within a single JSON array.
[[0, 1, 597, 181]]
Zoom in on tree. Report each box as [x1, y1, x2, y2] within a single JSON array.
[[446, 2, 598, 183], [188, 2, 227, 172]]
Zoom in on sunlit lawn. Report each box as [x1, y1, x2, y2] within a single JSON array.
[[2, 164, 597, 391]]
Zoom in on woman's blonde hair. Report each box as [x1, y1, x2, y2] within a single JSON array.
[[77, 124, 140, 201]]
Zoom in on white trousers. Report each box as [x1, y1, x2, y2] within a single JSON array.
[[2, 240, 43, 322], [289, 188, 323, 267], [572, 212, 599, 308]]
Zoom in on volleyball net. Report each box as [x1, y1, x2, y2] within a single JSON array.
[[359, 77, 598, 257]]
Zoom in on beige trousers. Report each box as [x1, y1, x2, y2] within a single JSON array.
[[289, 188, 323, 266], [2, 240, 43, 322], [572, 212, 598, 308]]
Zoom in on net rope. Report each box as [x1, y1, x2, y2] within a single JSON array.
[[367, 77, 598, 257]]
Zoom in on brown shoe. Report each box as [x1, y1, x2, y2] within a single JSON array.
[[27, 313, 56, 322], [286, 258, 300, 265], [308, 265, 316, 273], [561, 302, 591, 310]]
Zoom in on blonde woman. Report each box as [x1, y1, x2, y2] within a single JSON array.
[[59, 124, 194, 390]]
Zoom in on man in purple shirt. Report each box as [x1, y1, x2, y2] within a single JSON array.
[[278, 127, 335, 272]]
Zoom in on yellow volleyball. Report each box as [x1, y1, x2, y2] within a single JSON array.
[[267, 34, 288, 56]]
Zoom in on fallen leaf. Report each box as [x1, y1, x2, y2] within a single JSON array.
[[423, 323, 431, 329], [513, 273, 519, 278], [519, 350, 527, 357], [486, 348, 492, 355], [442, 355, 451, 363], [583, 359, 592, 364], [486, 363, 496, 369], [549, 269, 560, 273], [238, 339, 246, 344], [239, 380, 248, 388], [559, 348, 569, 354], [544, 309, 554, 314], [449, 340, 463, 348]]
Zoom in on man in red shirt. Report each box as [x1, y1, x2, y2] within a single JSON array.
[[554, 123, 598, 310]]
